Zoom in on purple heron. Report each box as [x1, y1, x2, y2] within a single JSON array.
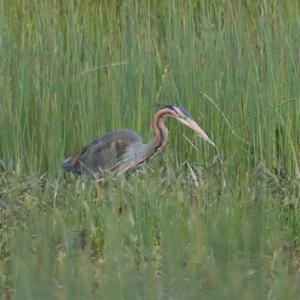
[[62, 105, 214, 176]]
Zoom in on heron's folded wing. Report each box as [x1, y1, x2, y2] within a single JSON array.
[[64, 129, 143, 174]]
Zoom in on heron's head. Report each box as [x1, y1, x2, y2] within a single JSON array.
[[159, 105, 215, 146]]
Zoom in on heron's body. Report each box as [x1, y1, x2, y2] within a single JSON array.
[[62, 105, 214, 177], [63, 129, 154, 174]]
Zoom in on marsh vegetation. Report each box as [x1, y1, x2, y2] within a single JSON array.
[[0, 1, 299, 299]]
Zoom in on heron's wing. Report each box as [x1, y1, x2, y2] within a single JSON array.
[[109, 143, 149, 175], [63, 129, 143, 174]]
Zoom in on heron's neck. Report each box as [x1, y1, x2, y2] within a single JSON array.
[[152, 108, 171, 152], [132, 108, 172, 169]]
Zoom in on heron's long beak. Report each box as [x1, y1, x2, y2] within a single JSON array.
[[178, 117, 215, 147]]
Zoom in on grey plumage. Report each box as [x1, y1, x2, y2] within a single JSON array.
[[62, 129, 146, 175]]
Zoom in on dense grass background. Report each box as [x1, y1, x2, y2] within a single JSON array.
[[0, 1, 299, 299]]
